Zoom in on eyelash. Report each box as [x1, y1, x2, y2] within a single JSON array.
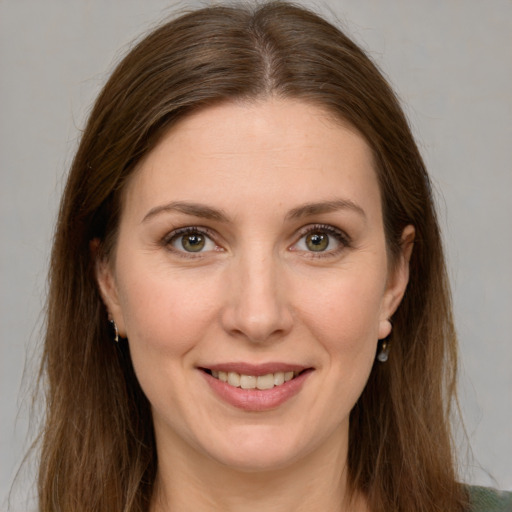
[[293, 224, 351, 258], [162, 224, 351, 258], [162, 226, 220, 259]]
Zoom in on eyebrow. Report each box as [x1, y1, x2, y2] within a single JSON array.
[[141, 198, 366, 224], [142, 201, 230, 223], [285, 199, 367, 221]]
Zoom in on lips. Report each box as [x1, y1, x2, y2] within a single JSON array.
[[199, 363, 313, 411]]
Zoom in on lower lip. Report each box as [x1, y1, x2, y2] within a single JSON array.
[[201, 370, 313, 412]]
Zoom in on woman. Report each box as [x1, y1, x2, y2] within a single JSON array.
[[37, 2, 511, 511]]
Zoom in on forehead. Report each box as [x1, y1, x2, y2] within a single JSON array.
[[124, 98, 381, 223]]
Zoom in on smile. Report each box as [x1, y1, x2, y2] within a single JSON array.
[[199, 364, 313, 411], [205, 369, 301, 390]]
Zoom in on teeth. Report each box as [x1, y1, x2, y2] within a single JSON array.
[[256, 373, 275, 390], [209, 370, 301, 389], [273, 372, 285, 386], [240, 375, 257, 389], [227, 371, 240, 387]]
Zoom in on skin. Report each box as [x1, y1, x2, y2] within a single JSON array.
[[96, 98, 414, 512]]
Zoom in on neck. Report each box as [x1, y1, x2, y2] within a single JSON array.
[[150, 430, 367, 512]]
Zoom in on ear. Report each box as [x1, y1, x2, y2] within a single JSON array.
[[90, 239, 127, 337], [378, 225, 415, 339]]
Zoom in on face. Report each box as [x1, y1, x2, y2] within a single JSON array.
[[97, 99, 412, 473]]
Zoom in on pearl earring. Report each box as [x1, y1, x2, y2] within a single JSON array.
[[377, 340, 390, 362]]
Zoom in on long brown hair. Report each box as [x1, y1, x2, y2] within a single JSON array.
[[38, 2, 468, 511]]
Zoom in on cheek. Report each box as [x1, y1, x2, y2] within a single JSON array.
[[116, 262, 222, 356], [295, 266, 387, 412], [115, 266, 224, 422], [294, 265, 386, 354]]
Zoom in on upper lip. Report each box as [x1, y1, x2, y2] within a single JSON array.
[[200, 362, 311, 376]]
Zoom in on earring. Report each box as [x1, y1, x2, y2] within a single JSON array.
[[377, 318, 392, 362], [377, 339, 390, 362], [110, 318, 119, 343]]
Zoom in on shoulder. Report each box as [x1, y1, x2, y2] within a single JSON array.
[[467, 486, 512, 512]]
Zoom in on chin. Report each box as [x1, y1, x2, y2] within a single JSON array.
[[199, 425, 316, 473], [213, 449, 303, 474]]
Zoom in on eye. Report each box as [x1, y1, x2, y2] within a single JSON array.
[[292, 225, 349, 255], [167, 228, 218, 253], [304, 232, 330, 251]]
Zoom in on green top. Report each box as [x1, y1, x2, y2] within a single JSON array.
[[469, 486, 512, 511]]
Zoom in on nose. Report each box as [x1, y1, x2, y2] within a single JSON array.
[[220, 251, 294, 344]]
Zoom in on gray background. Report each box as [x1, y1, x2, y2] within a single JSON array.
[[1, 0, 511, 509]]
